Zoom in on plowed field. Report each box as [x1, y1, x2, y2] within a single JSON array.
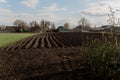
[[0, 32, 119, 80], [1, 32, 106, 51]]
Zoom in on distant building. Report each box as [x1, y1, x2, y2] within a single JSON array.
[[90, 27, 105, 32], [72, 25, 90, 32], [56, 26, 70, 32], [72, 26, 82, 32], [5, 26, 20, 32], [90, 25, 120, 33], [101, 25, 120, 33], [113, 27, 120, 33]]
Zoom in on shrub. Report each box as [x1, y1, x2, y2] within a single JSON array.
[[82, 39, 120, 80]]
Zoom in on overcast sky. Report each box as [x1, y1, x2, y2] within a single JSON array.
[[0, 0, 120, 27]]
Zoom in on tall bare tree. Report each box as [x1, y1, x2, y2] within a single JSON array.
[[40, 19, 51, 32], [0, 25, 5, 31], [78, 18, 90, 31], [14, 20, 27, 31], [107, 6, 116, 26], [40, 20, 45, 32], [30, 21, 40, 32], [106, 6, 120, 34], [51, 23, 56, 30]]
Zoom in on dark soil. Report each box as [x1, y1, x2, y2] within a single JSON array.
[[0, 47, 93, 80], [0, 32, 119, 80]]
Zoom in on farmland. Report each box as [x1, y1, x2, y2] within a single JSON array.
[[0, 33, 35, 48], [1, 32, 106, 51], [0, 32, 120, 80]]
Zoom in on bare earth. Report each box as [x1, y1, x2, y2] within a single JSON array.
[[0, 32, 115, 80]]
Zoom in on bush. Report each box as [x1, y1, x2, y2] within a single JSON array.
[[82, 39, 120, 80]]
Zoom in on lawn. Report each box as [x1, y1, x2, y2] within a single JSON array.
[[0, 33, 35, 48]]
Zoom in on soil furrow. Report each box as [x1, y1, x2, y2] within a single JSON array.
[[1, 37, 32, 51], [32, 34, 44, 48], [54, 33, 72, 47], [17, 37, 34, 49], [40, 33, 47, 48], [56, 33, 77, 46], [3, 46, 13, 51], [11, 37, 33, 50], [45, 33, 52, 48], [25, 37, 38, 49], [51, 34, 65, 47], [48, 33, 58, 47]]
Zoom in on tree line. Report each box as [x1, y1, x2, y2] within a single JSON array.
[[0, 18, 91, 32], [13, 19, 56, 32]]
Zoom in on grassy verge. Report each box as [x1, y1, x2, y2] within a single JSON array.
[[0, 33, 35, 48]]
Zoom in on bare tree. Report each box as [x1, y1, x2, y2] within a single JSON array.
[[30, 21, 40, 32], [14, 20, 27, 32], [107, 6, 116, 36], [30, 21, 37, 27], [107, 6, 116, 26], [78, 18, 90, 31], [64, 22, 70, 29], [51, 23, 56, 30], [40, 20, 45, 32], [40, 19, 51, 32], [0, 25, 5, 31]]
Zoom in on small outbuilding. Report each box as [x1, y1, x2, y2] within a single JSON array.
[[56, 26, 70, 32], [5, 26, 20, 32]]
